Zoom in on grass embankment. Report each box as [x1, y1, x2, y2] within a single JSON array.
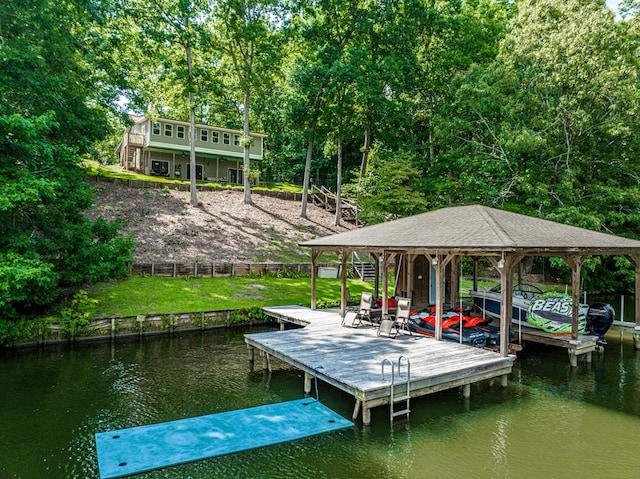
[[88, 275, 375, 318]]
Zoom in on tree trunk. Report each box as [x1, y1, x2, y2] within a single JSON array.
[[187, 41, 198, 207], [334, 133, 342, 227], [300, 122, 316, 219], [242, 86, 252, 205], [358, 126, 371, 182], [300, 91, 323, 218]]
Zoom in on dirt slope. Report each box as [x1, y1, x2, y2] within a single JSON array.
[[88, 182, 356, 263]]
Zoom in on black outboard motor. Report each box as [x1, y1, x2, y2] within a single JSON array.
[[586, 302, 615, 344]]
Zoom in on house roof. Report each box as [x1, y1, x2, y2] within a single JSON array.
[[300, 205, 640, 256]]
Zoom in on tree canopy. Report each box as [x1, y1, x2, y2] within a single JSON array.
[[2, 0, 640, 309], [0, 0, 133, 339]]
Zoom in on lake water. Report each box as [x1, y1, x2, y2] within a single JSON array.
[[3, 325, 640, 479]]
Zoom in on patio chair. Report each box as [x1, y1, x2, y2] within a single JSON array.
[[342, 292, 374, 328], [377, 298, 412, 338]]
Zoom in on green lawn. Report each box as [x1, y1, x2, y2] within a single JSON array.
[[84, 160, 302, 193], [88, 275, 377, 318]]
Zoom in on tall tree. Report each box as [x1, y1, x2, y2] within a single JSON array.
[[0, 0, 133, 338], [114, 0, 210, 206], [209, 0, 284, 205]]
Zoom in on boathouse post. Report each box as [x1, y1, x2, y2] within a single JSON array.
[[561, 255, 583, 341], [311, 248, 321, 310], [340, 249, 349, 318], [372, 252, 380, 299], [489, 253, 518, 358], [432, 252, 443, 340], [407, 254, 415, 303], [381, 251, 389, 316]]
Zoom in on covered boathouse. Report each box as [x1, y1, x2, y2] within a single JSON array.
[[248, 205, 640, 425], [301, 204, 640, 359]]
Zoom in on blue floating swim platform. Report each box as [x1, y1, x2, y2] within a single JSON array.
[[95, 398, 352, 479]]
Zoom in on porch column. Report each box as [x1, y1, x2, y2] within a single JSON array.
[[562, 255, 583, 341]]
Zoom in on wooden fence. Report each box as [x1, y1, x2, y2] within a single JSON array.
[[129, 262, 339, 278]]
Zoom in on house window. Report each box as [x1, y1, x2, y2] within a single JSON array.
[[234, 134, 240, 146], [151, 160, 170, 177], [201, 129, 208, 142], [152, 122, 161, 135], [176, 125, 185, 139], [164, 124, 173, 137], [223, 133, 230, 145], [212, 131, 219, 143]]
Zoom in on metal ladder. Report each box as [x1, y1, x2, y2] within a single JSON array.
[[381, 356, 411, 424]]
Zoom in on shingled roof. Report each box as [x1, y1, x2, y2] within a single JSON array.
[[300, 205, 640, 255]]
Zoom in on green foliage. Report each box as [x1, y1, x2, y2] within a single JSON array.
[[346, 143, 426, 224], [230, 306, 270, 324], [0, 0, 134, 327], [59, 290, 98, 339]]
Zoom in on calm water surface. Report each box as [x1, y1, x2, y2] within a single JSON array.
[[2, 326, 640, 478]]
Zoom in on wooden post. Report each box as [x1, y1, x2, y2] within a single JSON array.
[[488, 253, 518, 358], [363, 406, 371, 426], [472, 257, 479, 292], [352, 400, 362, 422], [372, 252, 380, 299], [562, 255, 583, 341], [634, 255, 640, 329], [463, 383, 471, 398], [434, 252, 443, 341], [432, 253, 455, 341], [304, 371, 313, 394], [340, 250, 348, 318], [248, 345, 255, 363], [451, 256, 460, 308], [311, 248, 321, 310], [407, 254, 415, 303], [382, 251, 389, 316]]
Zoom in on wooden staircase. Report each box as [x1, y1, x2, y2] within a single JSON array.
[[310, 184, 362, 226]]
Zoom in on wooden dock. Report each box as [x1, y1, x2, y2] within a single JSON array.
[[510, 322, 599, 366], [247, 306, 515, 425]]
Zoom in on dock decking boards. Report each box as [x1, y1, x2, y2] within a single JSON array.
[[95, 398, 352, 479], [253, 306, 515, 425]]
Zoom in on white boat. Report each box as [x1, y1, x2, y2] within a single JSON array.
[[470, 283, 614, 341]]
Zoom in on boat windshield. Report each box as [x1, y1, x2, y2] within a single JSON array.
[[489, 283, 544, 300]]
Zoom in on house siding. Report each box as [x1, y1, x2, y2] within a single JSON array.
[[119, 116, 265, 184]]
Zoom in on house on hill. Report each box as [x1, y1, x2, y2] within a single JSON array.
[[116, 115, 266, 184]]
